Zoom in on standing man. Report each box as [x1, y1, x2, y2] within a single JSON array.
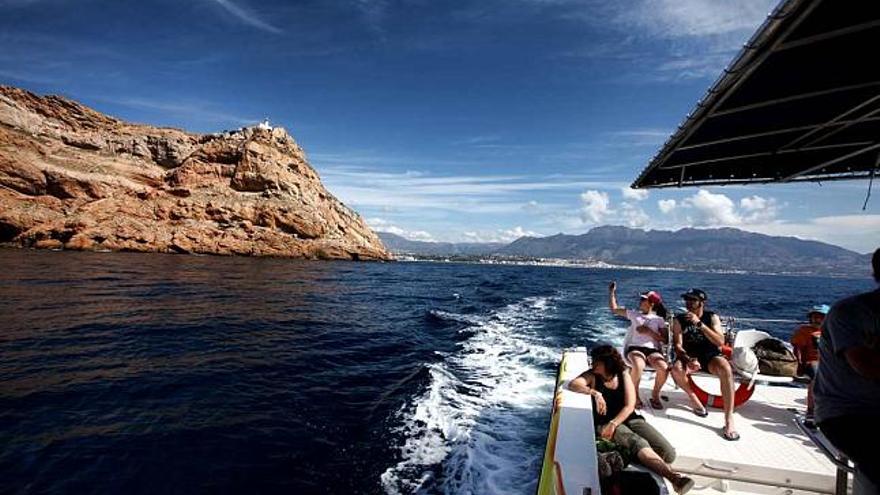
[[814, 248, 880, 494], [790, 304, 829, 420], [669, 288, 739, 441]]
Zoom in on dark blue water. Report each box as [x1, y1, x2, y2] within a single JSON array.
[[1, 249, 874, 494]]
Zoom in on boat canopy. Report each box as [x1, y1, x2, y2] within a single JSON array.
[[632, 0, 880, 189]]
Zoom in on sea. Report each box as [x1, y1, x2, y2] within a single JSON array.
[[1, 249, 874, 494]]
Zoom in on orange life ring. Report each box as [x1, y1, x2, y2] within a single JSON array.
[[687, 374, 755, 409]]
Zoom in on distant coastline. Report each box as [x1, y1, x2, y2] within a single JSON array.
[[381, 226, 872, 279]]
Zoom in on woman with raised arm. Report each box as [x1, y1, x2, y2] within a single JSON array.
[[608, 281, 670, 409], [569, 345, 693, 494]]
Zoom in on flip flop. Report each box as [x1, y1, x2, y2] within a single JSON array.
[[649, 397, 664, 410], [693, 406, 708, 418], [672, 475, 695, 495], [722, 429, 740, 441]]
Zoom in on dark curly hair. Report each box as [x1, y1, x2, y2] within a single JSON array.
[[590, 344, 626, 377]]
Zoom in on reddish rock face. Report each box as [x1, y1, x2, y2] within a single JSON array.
[[0, 85, 390, 261]]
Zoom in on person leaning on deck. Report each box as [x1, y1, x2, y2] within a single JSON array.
[[569, 345, 694, 494], [814, 248, 880, 494], [668, 289, 740, 441], [608, 281, 670, 410], [790, 304, 828, 420]]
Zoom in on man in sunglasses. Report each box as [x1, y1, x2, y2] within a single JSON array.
[[669, 288, 739, 441]]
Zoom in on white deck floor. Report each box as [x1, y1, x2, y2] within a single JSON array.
[[636, 372, 841, 494]]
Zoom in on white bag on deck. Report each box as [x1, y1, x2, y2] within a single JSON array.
[[732, 346, 759, 374]]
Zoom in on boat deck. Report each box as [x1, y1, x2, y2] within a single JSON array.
[[637, 372, 841, 494]]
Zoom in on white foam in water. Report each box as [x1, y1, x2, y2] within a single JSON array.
[[381, 296, 562, 495]]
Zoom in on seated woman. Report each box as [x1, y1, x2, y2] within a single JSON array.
[[608, 281, 670, 409], [569, 345, 694, 494]]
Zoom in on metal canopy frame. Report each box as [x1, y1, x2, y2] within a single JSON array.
[[632, 0, 880, 189]]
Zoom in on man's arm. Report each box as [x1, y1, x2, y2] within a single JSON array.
[[790, 331, 805, 364], [844, 347, 880, 381], [672, 318, 688, 360], [827, 300, 880, 381], [700, 314, 726, 347]]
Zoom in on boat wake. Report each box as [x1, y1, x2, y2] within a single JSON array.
[[381, 295, 562, 495]]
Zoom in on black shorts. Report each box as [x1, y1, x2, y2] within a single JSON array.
[[680, 348, 723, 372], [626, 346, 663, 360]]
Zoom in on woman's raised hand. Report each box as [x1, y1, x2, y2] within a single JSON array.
[[608, 281, 617, 292]]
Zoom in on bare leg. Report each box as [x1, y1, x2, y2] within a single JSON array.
[[629, 352, 646, 406], [807, 380, 814, 416], [649, 355, 669, 401], [708, 357, 737, 436], [670, 360, 704, 411], [636, 447, 677, 480]]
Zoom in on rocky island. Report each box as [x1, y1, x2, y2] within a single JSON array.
[[0, 86, 389, 260]]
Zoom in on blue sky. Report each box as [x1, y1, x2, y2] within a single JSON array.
[[2, 0, 878, 253]]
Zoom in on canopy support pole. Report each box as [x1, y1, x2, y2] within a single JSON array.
[[863, 152, 879, 210]]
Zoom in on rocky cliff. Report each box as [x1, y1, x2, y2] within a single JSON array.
[[0, 86, 389, 260]]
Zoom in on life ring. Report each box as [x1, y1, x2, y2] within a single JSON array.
[[687, 374, 755, 409]]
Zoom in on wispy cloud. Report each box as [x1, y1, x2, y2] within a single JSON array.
[[604, 129, 670, 147], [619, 0, 775, 39], [317, 164, 625, 214], [97, 96, 257, 129], [210, 0, 282, 34], [554, 0, 777, 82], [0, 68, 61, 85]]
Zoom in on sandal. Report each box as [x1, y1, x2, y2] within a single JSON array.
[[693, 406, 708, 418], [722, 428, 740, 441], [672, 475, 695, 494], [649, 397, 664, 410]]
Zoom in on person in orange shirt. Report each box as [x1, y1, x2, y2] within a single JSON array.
[[790, 304, 829, 418]]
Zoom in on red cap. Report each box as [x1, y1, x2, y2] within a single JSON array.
[[640, 291, 663, 305]]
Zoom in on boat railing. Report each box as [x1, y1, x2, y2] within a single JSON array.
[[794, 417, 854, 495]]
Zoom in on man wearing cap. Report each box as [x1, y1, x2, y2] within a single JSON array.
[[790, 304, 829, 420], [814, 248, 880, 493], [669, 288, 739, 441]]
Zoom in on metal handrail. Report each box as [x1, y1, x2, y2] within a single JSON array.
[[794, 418, 854, 474], [794, 417, 853, 495]]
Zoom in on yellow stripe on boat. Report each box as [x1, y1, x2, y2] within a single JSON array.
[[537, 348, 601, 495]]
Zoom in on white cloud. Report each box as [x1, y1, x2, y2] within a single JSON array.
[[658, 199, 677, 214], [522, 200, 542, 213], [367, 217, 435, 241], [580, 189, 612, 224], [743, 215, 880, 254], [461, 226, 538, 243], [740, 195, 779, 223], [620, 202, 649, 228], [668, 189, 780, 227], [682, 189, 741, 225], [211, 0, 282, 34], [621, 187, 649, 201]]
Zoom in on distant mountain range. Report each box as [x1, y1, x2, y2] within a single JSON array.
[[378, 233, 504, 257], [378, 226, 872, 277]]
